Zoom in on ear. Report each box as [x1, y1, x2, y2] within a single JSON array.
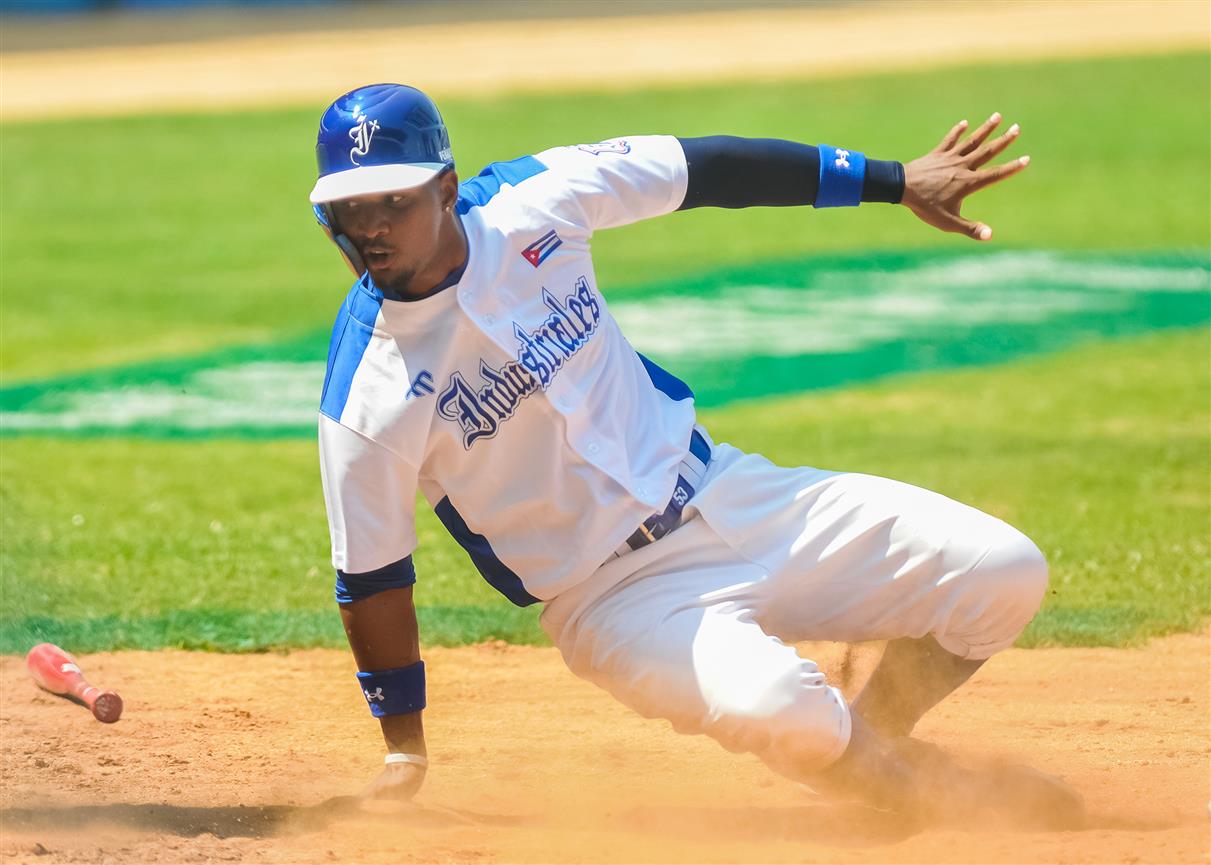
[[439, 169, 460, 212]]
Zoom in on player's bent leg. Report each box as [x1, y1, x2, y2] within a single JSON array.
[[926, 521, 1049, 662], [743, 467, 1051, 654], [809, 712, 924, 812], [850, 635, 986, 738], [541, 518, 854, 782], [851, 528, 1049, 737], [692, 449, 1051, 737], [685, 607, 854, 779], [808, 711, 1086, 829], [559, 601, 854, 780], [691, 447, 1051, 654]]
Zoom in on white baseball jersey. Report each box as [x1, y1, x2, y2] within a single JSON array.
[[319, 135, 695, 604]]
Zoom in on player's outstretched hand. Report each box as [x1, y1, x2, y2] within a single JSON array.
[[360, 761, 427, 803], [901, 113, 1029, 242]]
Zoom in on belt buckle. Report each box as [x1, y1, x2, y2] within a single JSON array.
[[612, 432, 711, 561], [625, 476, 695, 552]]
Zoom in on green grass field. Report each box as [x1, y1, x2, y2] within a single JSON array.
[[2, 52, 1207, 380], [2, 51, 1208, 652], [2, 328, 1207, 651]]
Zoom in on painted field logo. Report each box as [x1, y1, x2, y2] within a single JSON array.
[[1, 252, 1206, 438]]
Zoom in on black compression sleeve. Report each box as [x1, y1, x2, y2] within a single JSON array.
[[678, 136, 819, 209], [676, 135, 904, 210]]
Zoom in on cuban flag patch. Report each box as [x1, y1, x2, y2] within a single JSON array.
[[521, 229, 562, 268]]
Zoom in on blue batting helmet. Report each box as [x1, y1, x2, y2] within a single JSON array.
[[309, 83, 454, 204], [310, 83, 454, 275]]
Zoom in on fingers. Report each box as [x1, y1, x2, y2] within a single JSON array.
[[968, 122, 1020, 169], [970, 154, 1031, 192], [936, 119, 969, 153], [957, 112, 1002, 157], [937, 208, 994, 242]]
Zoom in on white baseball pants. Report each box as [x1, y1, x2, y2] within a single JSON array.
[[540, 431, 1049, 780]]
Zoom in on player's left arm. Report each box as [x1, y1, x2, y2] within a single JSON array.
[[319, 416, 428, 801], [341, 585, 427, 802], [678, 112, 1027, 242]]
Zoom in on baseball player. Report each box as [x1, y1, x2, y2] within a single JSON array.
[[310, 83, 1083, 826]]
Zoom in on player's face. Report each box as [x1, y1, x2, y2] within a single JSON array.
[[331, 175, 451, 295]]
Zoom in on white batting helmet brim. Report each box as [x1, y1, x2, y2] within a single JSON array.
[[309, 163, 447, 204]]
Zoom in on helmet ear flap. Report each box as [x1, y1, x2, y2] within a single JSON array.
[[312, 203, 366, 276]]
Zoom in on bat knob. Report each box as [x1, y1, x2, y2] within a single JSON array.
[[91, 691, 123, 723]]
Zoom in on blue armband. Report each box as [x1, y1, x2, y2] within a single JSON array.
[[357, 661, 426, 717], [815, 144, 867, 208]]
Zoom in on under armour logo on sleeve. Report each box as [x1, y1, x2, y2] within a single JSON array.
[[363, 687, 385, 703], [835, 149, 851, 169]]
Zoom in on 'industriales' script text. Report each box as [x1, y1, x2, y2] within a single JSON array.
[[437, 276, 601, 448]]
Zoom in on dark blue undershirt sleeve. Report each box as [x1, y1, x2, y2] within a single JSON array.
[[676, 135, 904, 211], [335, 554, 417, 604]]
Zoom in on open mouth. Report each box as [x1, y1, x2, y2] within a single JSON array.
[[363, 249, 394, 270]]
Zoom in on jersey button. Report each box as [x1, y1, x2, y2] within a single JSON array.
[[587, 442, 600, 455], [483, 314, 496, 325]]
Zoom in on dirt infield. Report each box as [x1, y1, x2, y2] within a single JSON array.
[[2, 633, 1207, 864], [2, 1, 1207, 120]]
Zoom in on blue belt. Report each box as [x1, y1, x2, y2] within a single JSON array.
[[618, 429, 712, 556]]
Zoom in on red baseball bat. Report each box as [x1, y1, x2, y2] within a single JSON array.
[[27, 643, 123, 723]]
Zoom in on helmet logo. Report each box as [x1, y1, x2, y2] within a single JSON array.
[[348, 111, 381, 166]]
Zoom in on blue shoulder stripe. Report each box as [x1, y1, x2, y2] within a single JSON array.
[[457, 155, 548, 214], [320, 278, 384, 421]]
